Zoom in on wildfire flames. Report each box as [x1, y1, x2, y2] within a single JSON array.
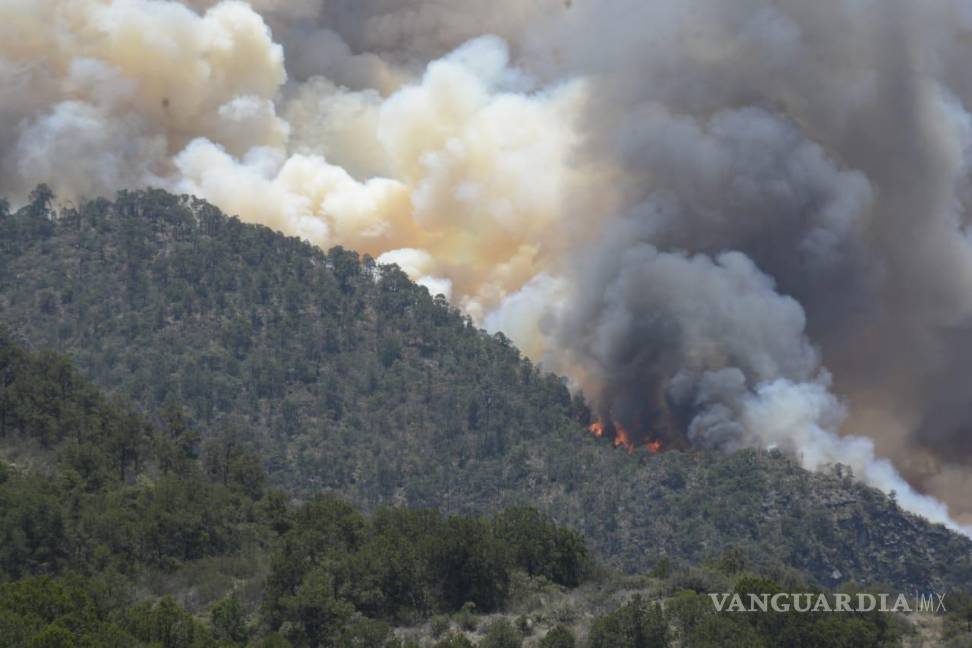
[[589, 420, 606, 438], [587, 419, 665, 454]]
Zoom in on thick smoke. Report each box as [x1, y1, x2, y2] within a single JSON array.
[[2, 0, 972, 533], [543, 0, 972, 533]]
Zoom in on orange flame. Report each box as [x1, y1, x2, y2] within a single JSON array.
[[587, 418, 649, 454], [646, 440, 663, 453], [613, 421, 636, 452], [588, 420, 606, 438]]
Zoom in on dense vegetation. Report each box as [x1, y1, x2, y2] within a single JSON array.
[[0, 330, 579, 645], [0, 332, 934, 646], [1, 187, 971, 596]]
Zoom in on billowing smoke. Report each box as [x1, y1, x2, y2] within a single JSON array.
[[2, 0, 972, 534]]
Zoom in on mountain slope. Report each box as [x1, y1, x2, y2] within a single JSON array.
[[0, 330, 596, 646], [1, 187, 970, 592], [0, 332, 924, 648]]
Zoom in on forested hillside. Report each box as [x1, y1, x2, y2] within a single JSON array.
[[0, 329, 574, 645], [2, 330, 958, 647], [1, 187, 971, 594]]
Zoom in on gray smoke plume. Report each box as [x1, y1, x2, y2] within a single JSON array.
[[538, 0, 972, 531], [2, 0, 972, 531]]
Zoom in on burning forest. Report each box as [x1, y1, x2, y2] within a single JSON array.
[[1, 0, 972, 536]]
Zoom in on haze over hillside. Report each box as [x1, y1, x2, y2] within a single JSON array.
[[2, 189, 970, 595]]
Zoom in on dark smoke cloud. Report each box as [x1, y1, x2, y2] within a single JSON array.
[[2, 0, 972, 530], [537, 0, 972, 528]]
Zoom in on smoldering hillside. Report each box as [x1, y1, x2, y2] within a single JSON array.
[[2, 0, 972, 532]]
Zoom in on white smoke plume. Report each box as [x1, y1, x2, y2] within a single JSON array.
[[2, 0, 972, 534]]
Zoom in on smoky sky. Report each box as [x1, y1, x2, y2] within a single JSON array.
[[2, 0, 972, 531]]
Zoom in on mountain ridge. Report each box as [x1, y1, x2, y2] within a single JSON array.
[[1, 187, 970, 593]]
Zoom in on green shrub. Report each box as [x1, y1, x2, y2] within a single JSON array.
[[454, 602, 477, 632], [588, 595, 669, 648], [480, 619, 522, 648], [538, 625, 576, 648], [430, 614, 451, 638], [433, 632, 474, 648]]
